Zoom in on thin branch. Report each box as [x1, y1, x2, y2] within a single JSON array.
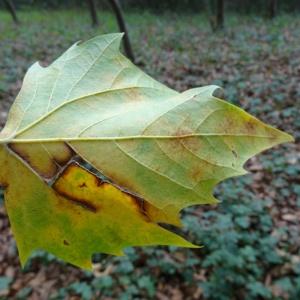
[[108, 0, 135, 62], [86, 0, 99, 27], [3, 0, 19, 24], [268, 0, 277, 19]]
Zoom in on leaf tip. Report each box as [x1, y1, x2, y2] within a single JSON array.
[[19, 251, 31, 269], [181, 241, 202, 249], [269, 126, 294, 147], [280, 131, 294, 143]]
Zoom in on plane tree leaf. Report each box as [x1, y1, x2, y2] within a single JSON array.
[[0, 33, 293, 269], [0, 146, 195, 269]]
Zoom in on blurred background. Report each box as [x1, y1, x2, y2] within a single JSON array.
[[0, 0, 299, 299]]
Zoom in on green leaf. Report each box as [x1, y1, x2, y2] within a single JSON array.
[[137, 275, 156, 297], [247, 281, 272, 298], [0, 33, 293, 269], [92, 275, 113, 289], [69, 282, 92, 300], [0, 276, 12, 292]]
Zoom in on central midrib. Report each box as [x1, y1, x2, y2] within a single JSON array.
[[0, 134, 276, 144]]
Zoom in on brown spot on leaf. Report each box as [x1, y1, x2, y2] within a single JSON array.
[[94, 177, 103, 187], [102, 181, 148, 217], [232, 149, 238, 158], [0, 182, 9, 189], [122, 191, 152, 222], [56, 161, 168, 224], [245, 119, 255, 132], [131, 196, 151, 222], [54, 185, 98, 213], [191, 168, 202, 181], [9, 143, 58, 179], [8, 142, 75, 180], [53, 162, 102, 213]]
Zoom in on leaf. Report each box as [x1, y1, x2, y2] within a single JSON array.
[[0, 276, 12, 291], [0, 33, 293, 269], [0, 146, 195, 269]]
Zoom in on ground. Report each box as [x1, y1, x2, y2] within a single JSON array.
[[0, 9, 299, 300]]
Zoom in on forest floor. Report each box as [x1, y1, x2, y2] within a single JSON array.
[[0, 9, 299, 300]]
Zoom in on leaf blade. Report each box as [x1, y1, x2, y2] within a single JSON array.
[[0, 33, 293, 268]]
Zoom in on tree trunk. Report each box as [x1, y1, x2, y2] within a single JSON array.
[[3, 0, 19, 24], [216, 0, 224, 30], [108, 0, 135, 62], [86, 0, 99, 27], [268, 0, 277, 19]]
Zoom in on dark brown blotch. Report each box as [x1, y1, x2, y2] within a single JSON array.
[[8, 143, 58, 179], [63, 239, 70, 246], [54, 187, 98, 213], [232, 149, 238, 158], [245, 119, 255, 132], [98, 175, 154, 223], [126, 192, 151, 222], [0, 182, 9, 189], [79, 182, 87, 188], [94, 176, 103, 187]]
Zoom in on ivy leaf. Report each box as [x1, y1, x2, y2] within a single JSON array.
[[0, 33, 293, 269]]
